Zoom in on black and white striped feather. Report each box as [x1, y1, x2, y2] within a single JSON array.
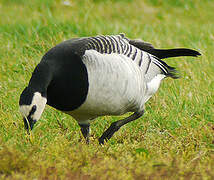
[[85, 34, 178, 80]]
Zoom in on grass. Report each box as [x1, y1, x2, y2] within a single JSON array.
[[0, 0, 214, 179]]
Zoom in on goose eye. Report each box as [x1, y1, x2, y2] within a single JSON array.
[[29, 105, 37, 116], [32, 105, 37, 112]]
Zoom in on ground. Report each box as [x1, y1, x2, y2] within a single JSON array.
[[0, 0, 214, 179]]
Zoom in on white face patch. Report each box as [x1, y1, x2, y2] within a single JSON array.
[[19, 92, 47, 121]]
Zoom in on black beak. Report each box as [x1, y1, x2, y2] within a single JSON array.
[[23, 117, 37, 132]]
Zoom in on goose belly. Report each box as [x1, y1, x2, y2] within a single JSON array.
[[66, 50, 146, 122]]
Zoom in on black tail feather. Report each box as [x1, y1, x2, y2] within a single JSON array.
[[148, 48, 201, 59], [153, 56, 180, 79], [166, 66, 180, 79], [129, 39, 201, 59]]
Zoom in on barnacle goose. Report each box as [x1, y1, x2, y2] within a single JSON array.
[[19, 34, 200, 144]]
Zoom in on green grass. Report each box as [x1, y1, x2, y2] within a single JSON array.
[[0, 0, 214, 179]]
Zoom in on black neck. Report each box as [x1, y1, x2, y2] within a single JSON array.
[[28, 61, 52, 94]]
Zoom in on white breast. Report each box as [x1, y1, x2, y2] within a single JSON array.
[[66, 50, 146, 123]]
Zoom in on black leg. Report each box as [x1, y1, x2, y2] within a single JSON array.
[[79, 123, 90, 144], [98, 110, 144, 145]]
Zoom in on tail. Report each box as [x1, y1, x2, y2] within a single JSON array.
[[147, 48, 201, 59], [151, 56, 180, 79], [129, 39, 201, 59]]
